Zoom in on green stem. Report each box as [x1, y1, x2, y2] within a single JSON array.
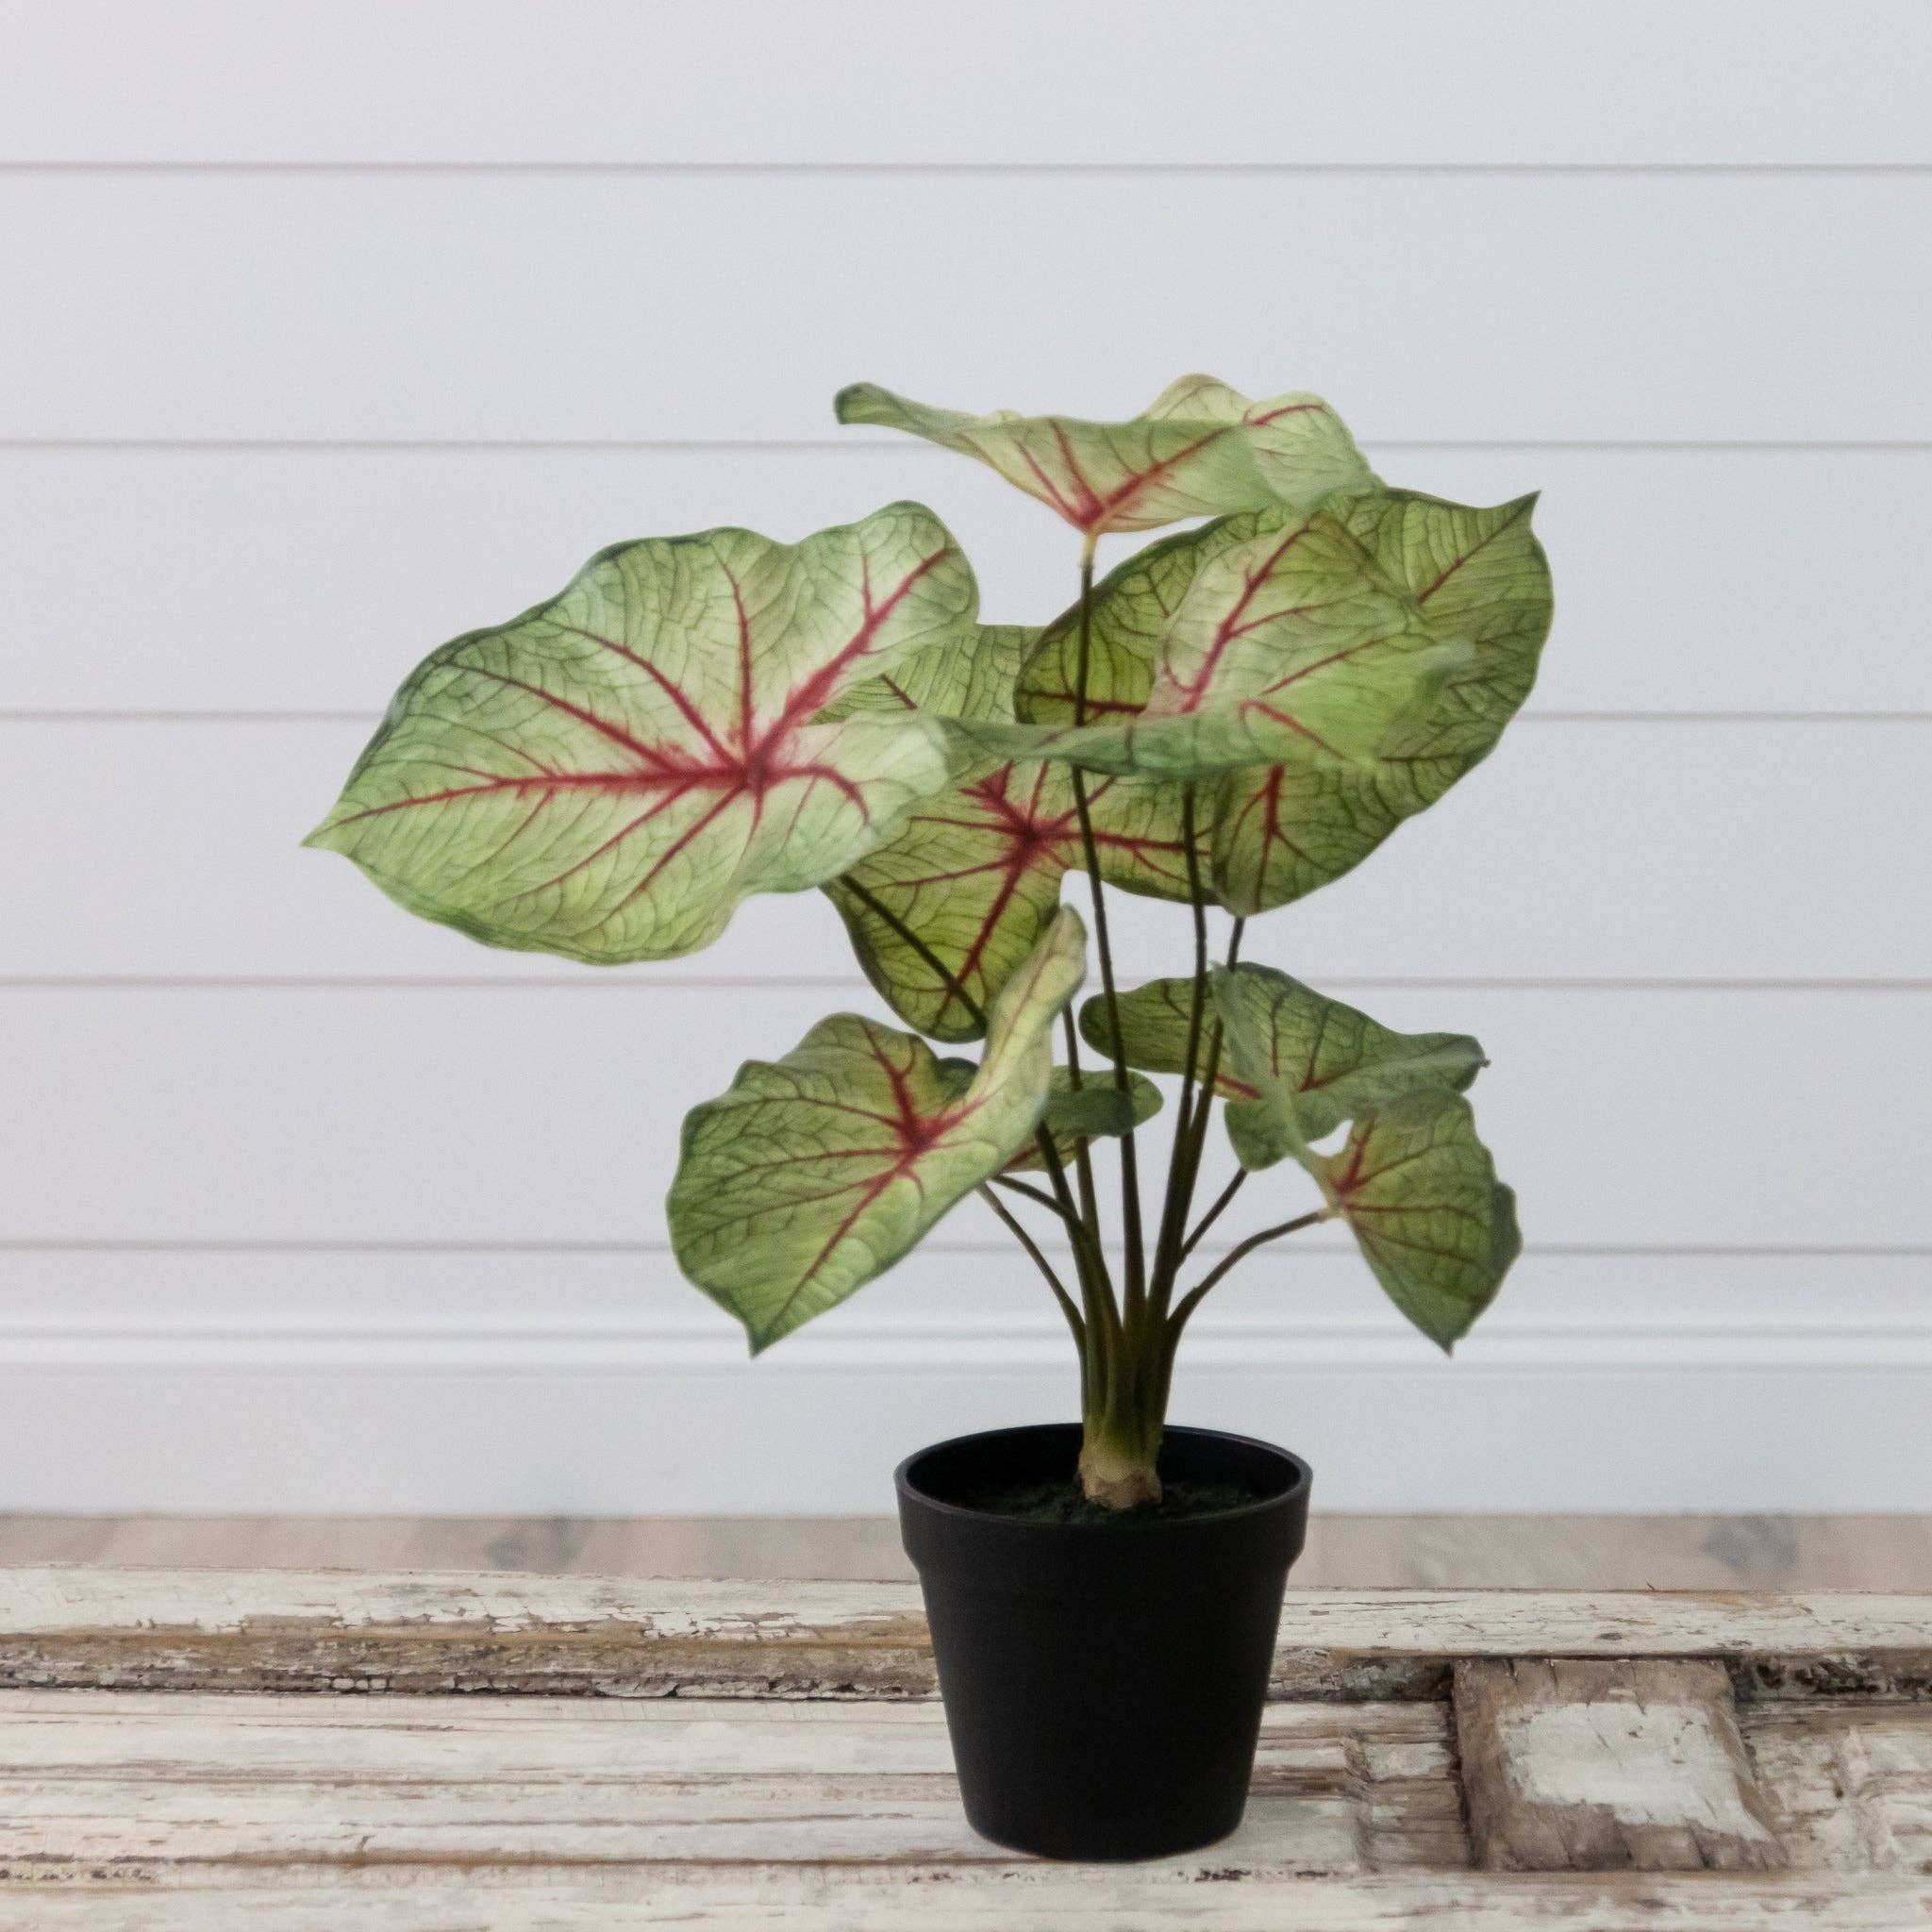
[[1059, 1008, 1106, 1268], [1166, 1207, 1330, 1340], [1067, 537, 1146, 1316], [1149, 788, 1212, 1307], [1181, 1170, 1247, 1261], [978, 1184, 1084, 1346]]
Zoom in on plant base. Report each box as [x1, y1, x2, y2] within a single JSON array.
[[896, 1422, 1311, 1861]]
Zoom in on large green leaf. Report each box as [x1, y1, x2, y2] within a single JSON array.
[[950, 509, 1462, 786], [824, 627, 1201, 1041], [669, 909, 1087, 1352], [1212, 491, 1552, 913], [836, 376, 1375, 537], [1311, 1093, 1521, 1350], [1208, 964, 1487, 1169], [306, 504, 975, 963]]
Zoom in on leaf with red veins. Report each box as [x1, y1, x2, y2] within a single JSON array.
[[1077, 977, 1253, 1096], [669, 909, 1087, 1352], [1313, 1093, 1520, 1352], [1208, 963, 1487, 1170], [1212, 490, 1552, 912], [822, 625, 1199, 1038], [836, 376, 1375, 537], [306, 503, 975, 963], [961, 509, 1460, 783]]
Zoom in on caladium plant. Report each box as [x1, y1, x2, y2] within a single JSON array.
[[309, 376, 1552, 1509]]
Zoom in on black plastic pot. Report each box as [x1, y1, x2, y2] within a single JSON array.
[[895, 1422, 1311, 1861]]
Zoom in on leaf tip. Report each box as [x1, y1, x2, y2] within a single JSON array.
[[834, 382, 888, 425]]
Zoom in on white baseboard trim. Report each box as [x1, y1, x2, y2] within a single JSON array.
[[5, 1248, 1926, 1513]]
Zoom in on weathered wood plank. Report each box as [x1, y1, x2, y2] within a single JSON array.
[[0, 1874, 1925, 1928], [0, 1690, 1460, 1882], [3, 1571, 1926, 1702], [1747, 1703, 1932, 1874], [1455, 1659, 1783, 1871]]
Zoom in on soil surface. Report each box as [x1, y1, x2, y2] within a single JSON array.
[[956, 1476, 1266, 1524]]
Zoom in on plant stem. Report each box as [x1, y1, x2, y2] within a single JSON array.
[[1066, 534, 1146, 1312], [839, 875, 988, 1037], [1181, 1170, 1246, 1261], [1149, 788, 1211, 1306], [1166, 1207, 1330, 1338], [990, 1174, 1066, 1217], [978, 1184, 1084, 1345], [1059, 1008, 1106, 1262]]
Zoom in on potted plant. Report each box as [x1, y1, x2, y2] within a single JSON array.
[[308, 375, 1552, 1861]]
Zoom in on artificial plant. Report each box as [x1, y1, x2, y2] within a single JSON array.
[[308, 375, 1552, 1508]]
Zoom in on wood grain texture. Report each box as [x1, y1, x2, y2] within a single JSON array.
[[9, 1511, 1932, 1591], [4, 1574, 1929, 1703], [0, 1690, 1460, 1878], [1455, 1658, 1783, 1870], [0, 1874, 1925, 1930]]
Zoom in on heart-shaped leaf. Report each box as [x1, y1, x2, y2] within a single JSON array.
[[1208, 963, 1487, 1169], [824, 627, 1200, 1041], [669, 909, 1087, 1352], [306, 504, 975, 963], [1077, 977, 1248, 1095], [836, 376, 1375, 537], [1311, 1092, 1521, 1351], [948, 510, 1463, 783], [1213, 490, 1552, 913]]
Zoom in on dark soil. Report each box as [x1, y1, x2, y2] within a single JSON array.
[[956, 1475, 1265, 1524]]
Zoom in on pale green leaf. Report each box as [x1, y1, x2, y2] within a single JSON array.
[[946, 510, 1465, 782], [1006, 1066, 1164, 1173], [1077, 977, 1245, 1094], [1212, 490, 1552, 913], [306, 504, 974, 963], [836, 377, 1374, 537], [1208, 963, 1487, 1169], [824, 627, 1201, 1041], [668, 909, 1087, 1352], [1313, 1091, 1521, 1351]]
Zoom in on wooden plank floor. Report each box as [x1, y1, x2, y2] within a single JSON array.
[[5, 1514, 1932, 1589]]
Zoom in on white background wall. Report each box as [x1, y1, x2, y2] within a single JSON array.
[[1, 1, 1927, 1514]]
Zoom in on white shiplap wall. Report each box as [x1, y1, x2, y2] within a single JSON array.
[[2, 1, 1928, 1513]]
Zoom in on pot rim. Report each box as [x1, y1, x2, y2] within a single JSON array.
[[894, 1421, 1311, 1537]]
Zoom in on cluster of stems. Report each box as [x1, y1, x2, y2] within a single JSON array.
[[858, 541, 1329, 1507]]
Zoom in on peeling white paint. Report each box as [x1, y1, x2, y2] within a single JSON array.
[[1500, 1700, 1774, 1840]]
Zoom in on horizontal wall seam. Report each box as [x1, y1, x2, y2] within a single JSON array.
[[8, 711, 1927, 728], [0, 976, 1924, 993], [3, 1240, 1924, 1258], [4, 438, 1928, 455], [5, 161, 1929, 178]]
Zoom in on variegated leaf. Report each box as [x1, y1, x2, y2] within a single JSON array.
[[953, 509, 1462, 783], [669, 909, 1087, 1352], [1312, 1092, 1521, 1350], [824, 628, 1200, 1041], [306, 505, 974, 963], [1208, 963, 1487, 1169], [1213, 490, 1552, 912], [1006, 1067, 1164, 1173], [836, 376, 1374, 537], [1077, 977, 1246, 1095]]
